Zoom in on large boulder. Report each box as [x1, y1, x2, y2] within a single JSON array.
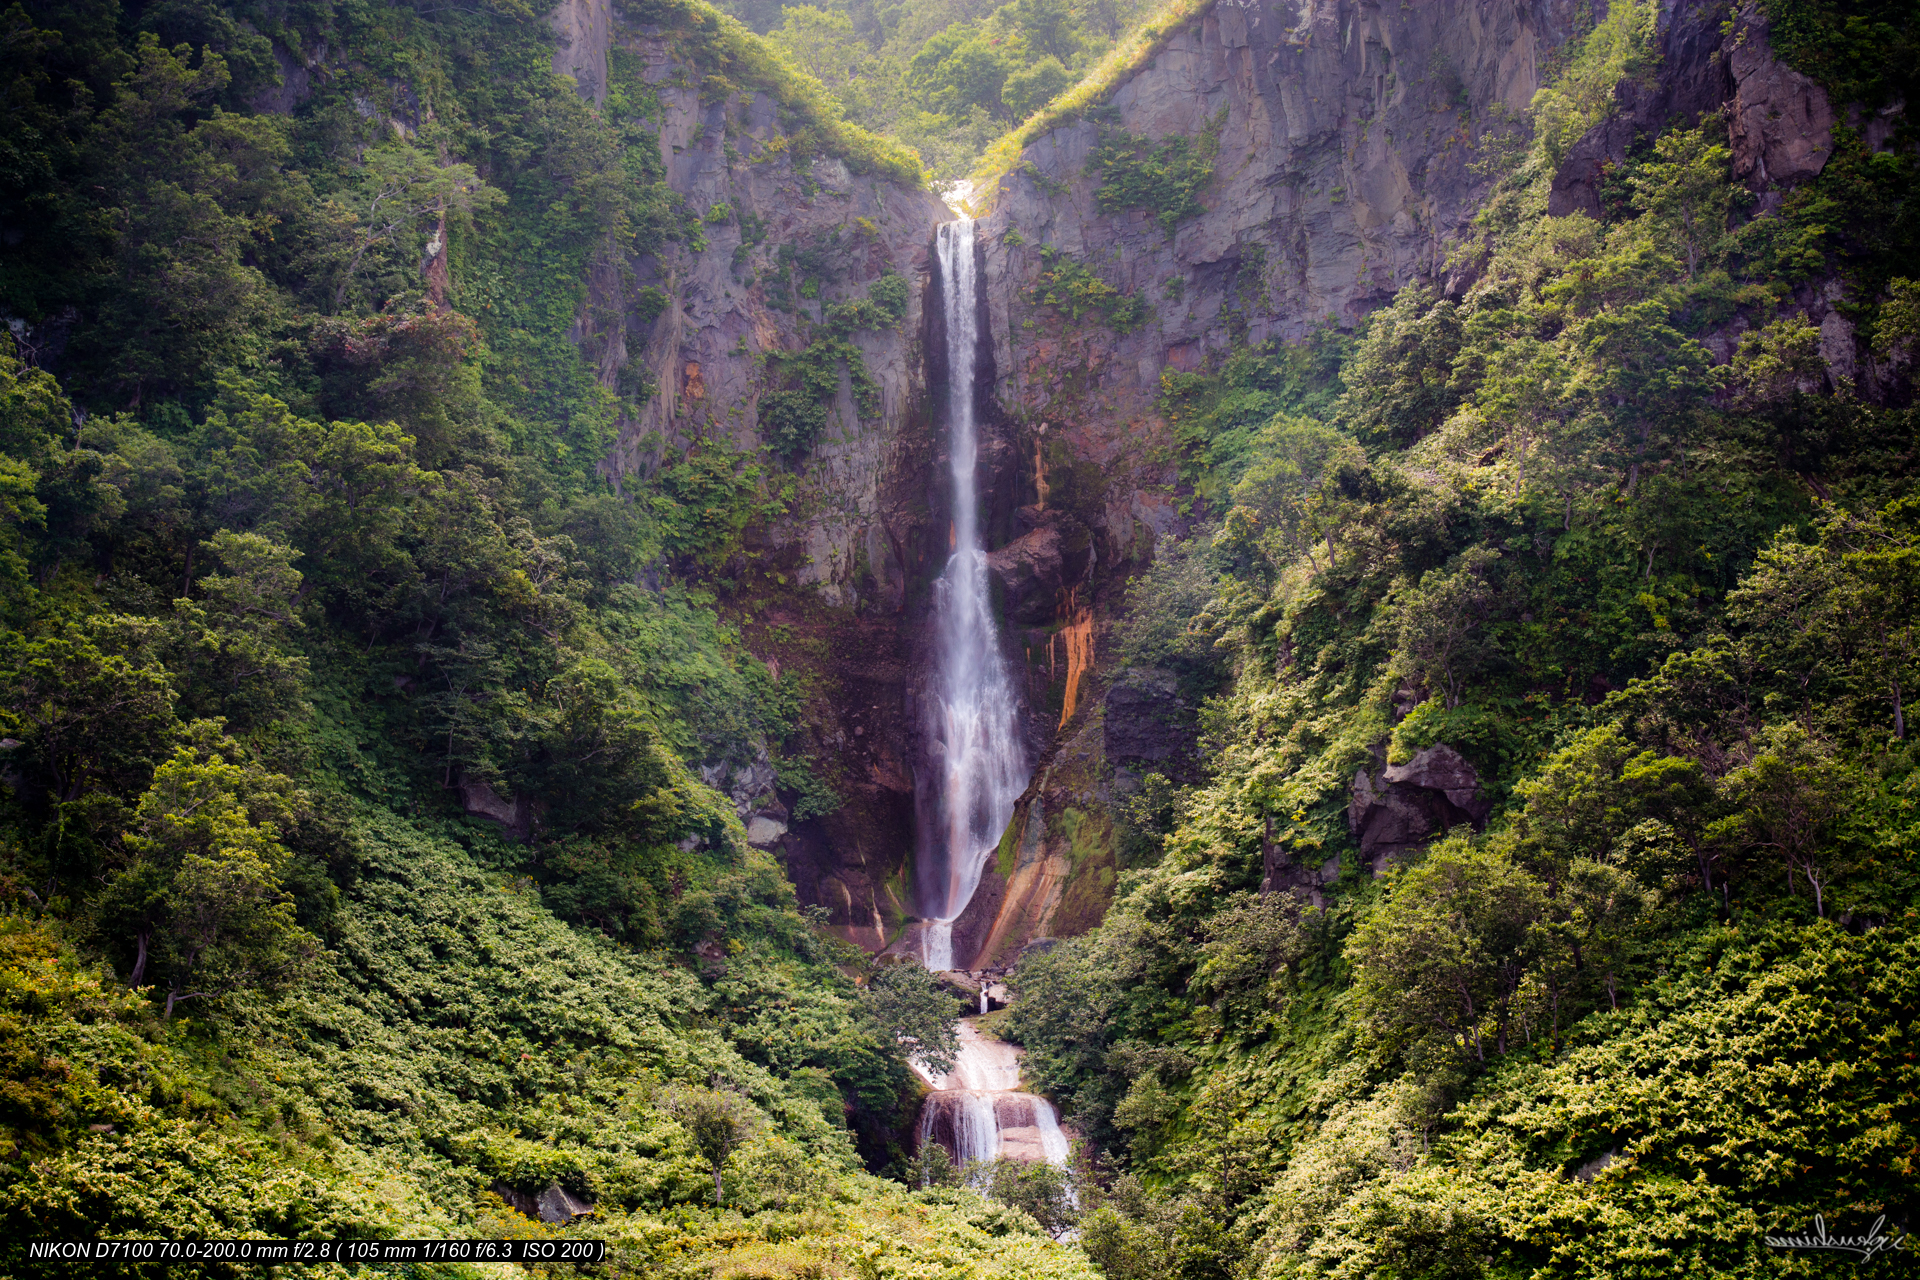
[[985, 525, 1065, 625], [1348, 743, 1490, 874]]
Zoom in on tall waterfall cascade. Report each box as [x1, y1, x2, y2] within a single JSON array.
[[912, 223, 1065, 1173], [918, 218, 1029, 972]]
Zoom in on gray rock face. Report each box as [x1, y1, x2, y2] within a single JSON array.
[[987, 525, 1067, 623], [455, 772, 541, 842], [700, 752, 792, 847], [1548, 1, 1833, 219], [1383, 742, 1486, 815], [542, 6, 953, 947], [1103, 668, 1195, 765], [978, 0, 1590, 427], [490, 1179, 595, 1223], [1725, 4, 1834, 190], [549, 4, 950, 616]]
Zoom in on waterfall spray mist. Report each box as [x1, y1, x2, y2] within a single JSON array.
[[918, 220, 1028, 971]]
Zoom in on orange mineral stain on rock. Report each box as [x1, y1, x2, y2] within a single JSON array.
[[1056, 589, 1094, 729], [683, 361, 705, 400]]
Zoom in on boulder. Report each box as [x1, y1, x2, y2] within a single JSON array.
[[1727, 5, 1833, 190], [454, 773, 540, 842], [985, 525, 1065, 625], [1383, 744, 1489, 817], [490, 1180, 595, 1223], [1348, 742, 1489, 873]]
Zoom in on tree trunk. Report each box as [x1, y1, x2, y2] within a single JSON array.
[[129, 931, 149, 987]]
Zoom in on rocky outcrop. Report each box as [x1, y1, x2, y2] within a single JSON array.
[[948, 705, 1121, 970], [583, 32, 950, 617], [979, 0, 1590, 420], [1547, 1, 1834, 218], [1547, 0, 1738, 217], [455, 772, 542, 842], [1347, 742, 1490, 873], [1725, 5, 1834, 191], [699, 753, 790, 849], [1104, 667, 1197, 769], [491, 1180, 595, 1224]]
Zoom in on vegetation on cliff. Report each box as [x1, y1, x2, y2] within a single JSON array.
[[1001, 0, 1920, 1274]]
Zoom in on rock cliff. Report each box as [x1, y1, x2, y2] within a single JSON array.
[[549, 0, 956, 947]]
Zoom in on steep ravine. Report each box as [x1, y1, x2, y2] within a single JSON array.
[[551, 0, 1860, 967]]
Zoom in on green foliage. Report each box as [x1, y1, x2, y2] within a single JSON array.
[[1089, 113, 1223, 235], [974, 0, 1218, 188], [1528, 0, 1660, 170], [1027, 246, 1150, 332], [861, 963, 964, 1073], [759, 270, 904, 456], [982, 1154, 1078, 1238], [1158, 330, 1352, 498], [1754, 0, 1920, 108]]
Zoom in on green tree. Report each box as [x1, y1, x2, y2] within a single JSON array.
[[1390, 547, 1503, 710], [329, 143, 501, 312], [1349, 838, 1547, 1061], [907, 25, 1012, 120], [1006, 0, 1080, 63], [1334, 287, 1465, 448], [1712, 722, 1855, 917], [668, 1086, 763, 1205], [862, 962, 962, 1073], [93, 726, 315, 1016], [0, 618, 176, 809], [1219, 418, 1366, 577], [1628, 127, 1740, 279], [985, 1155, 1077, 1238], [165, 530, 309, 731], [1003, 57, 1072, 118]]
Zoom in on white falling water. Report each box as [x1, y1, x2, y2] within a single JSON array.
[[911, 224, 1062, 1183], [916, 1023, 1071, 1172], [920, 218, 1028, 972]]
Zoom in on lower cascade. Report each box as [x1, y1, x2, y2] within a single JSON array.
[[916, 1020, 1069, 1169]]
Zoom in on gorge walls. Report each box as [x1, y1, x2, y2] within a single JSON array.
[[942, 0, 1600, 964]]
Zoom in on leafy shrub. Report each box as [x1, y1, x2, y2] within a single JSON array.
[[1026, 247, 1149, 332], [1089, 114, 1224, 235]]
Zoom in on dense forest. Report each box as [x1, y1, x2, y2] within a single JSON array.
[[0, 0, 1916, 1270]]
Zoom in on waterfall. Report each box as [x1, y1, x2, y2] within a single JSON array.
[[917, 1022, 1071, 1174], [919, 218, 1029, 972], [910, 225, 1061, 1185]]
